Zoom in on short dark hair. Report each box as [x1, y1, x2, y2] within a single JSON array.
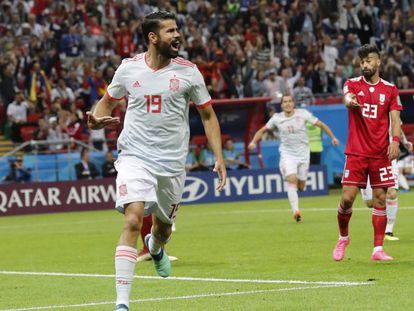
[[281, 94, 294, 103], [81, 147, 89, 158], [358, 44, 381, 59], [142, 11, 176, 44]]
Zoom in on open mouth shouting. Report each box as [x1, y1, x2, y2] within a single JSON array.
[[171, 40, 181, 52]]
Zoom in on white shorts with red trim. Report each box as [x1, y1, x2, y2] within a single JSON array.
[[114, 155, 185, 224], [279, 155, 309, 181]]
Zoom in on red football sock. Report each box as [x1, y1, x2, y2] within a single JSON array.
[[372, 206, 387, 247], [140, 215, 152, 251], [337, 203, 352, 237]]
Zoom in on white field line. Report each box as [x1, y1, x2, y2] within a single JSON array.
[[0, 270, 372, 286], [0, 206, 413, 230], [0, 284, 368, 311], [213, 206, 414, 215]]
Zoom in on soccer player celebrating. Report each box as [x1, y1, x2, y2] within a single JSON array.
[[361, 128, 413, 240], [333, 44, 402, 262], [248, 95, 339, 222], [87, 11, 227, 311]]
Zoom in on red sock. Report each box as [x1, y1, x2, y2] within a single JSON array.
[[140, 215, 152, 251], [337, 203, 352, 237], [372, 207, 387, 247]]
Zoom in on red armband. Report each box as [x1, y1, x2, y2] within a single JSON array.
[[392, 136, 400, 143]]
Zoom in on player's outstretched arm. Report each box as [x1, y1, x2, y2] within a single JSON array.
[[197, 105, 227, 191], [315, 120, 339, 146], [248, 126, 268, 150], [388, 110, 401, 160], [87, 93, 120, 130], [343, 93, 361, 109]]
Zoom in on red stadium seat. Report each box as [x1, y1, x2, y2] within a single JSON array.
[[106, 130, 118, 150], [402, 123, 414, 135], [27, 113, 42, 124], [221, 134, 231, 144], [191, 135, 207, 147], [81, 133, 90, 142], [20, 126, 37, 141], [75, 98, 85, 110]]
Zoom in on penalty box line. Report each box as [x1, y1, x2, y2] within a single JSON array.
[[0, 283, 370, 311], [0, 270, 372, 286]]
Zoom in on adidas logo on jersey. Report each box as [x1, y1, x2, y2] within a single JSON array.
[[357, 90, 365, 96], [132, 81, 141, 87]]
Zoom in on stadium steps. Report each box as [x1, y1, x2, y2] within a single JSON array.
[[0, 135, 20, 156]]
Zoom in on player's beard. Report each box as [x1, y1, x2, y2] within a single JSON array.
[[362, 66, 377, 80], [156, 40, 179, 59]]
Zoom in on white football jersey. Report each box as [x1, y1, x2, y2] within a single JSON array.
[[107, 53, 211, 176], [265, 109, 318, 159]]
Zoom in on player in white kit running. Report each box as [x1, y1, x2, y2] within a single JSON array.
[[87, 12, 227, 311], [248, 95, 339, 221]]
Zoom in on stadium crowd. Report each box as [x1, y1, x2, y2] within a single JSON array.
[[1, 0, 414, 146]]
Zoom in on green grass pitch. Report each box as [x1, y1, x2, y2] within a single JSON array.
[[0, 189, 413, 310]]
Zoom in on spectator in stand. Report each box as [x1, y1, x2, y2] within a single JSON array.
[[185, 147, 203, 172], [133, 0, 153, 19], [263, 69, 284, 115], [47, 116, 68, 152], [251, 70, 267, 97], [228, 74, 244, 98], [322, 35, 339, 75], [102, 151, 117, 178], [230, 50, 255, 97], [322, 13, 340, 38], [7, 91, 29, 143], [74, 147, 99, 180], [3, 155, 31, 184], [0, 63, 16, 107], [310, 61, 330, 94], [293, 77, 315, 107], [115, 21, 138, 59], [198, 142, 218, 171], [27, 60, 52, 105], [357, 4, 374, 45], [51, 78, 75, 107], [280, 66, 302, 97], [223, 138, 249, 170], [82, 26, 102, 61], [331, 65, 346, 95], [338, 0, 364, 34], [87, 69, 107, 108], [60, 25, 82, 67]]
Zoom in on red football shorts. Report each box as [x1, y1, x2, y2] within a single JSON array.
[[341, 154, 396, 188]]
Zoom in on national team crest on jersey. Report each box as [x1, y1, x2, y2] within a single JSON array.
[[344, 170, 349, 178], [119, 184, 128, 196], [169, 76, 180, 92], [379, 94, 385, 105]]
